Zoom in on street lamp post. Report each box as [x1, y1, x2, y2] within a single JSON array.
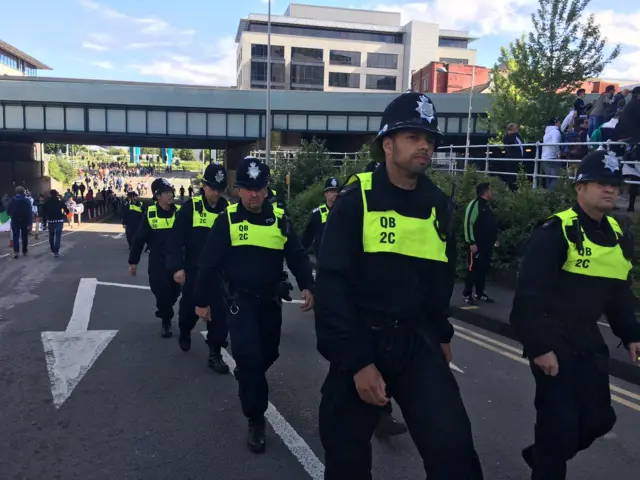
[[265, 0, 272, 166], [437, 65, 476, 169]]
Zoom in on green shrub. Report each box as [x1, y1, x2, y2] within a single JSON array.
[[49, 157, 76, 186]]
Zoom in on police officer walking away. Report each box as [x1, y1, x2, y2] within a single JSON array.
[[301, 177, 340, 259], [129, 178, 182, 338], [122, 191, 144, 249], [510, 150, 640, 480], [166, 164, 230, 373], [315, 92, 483, 479], [193, 157, 315, 453]]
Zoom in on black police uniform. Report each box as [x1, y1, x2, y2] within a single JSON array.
[[301, 177, 340, 259], [129, 178, 182, 338], [166, 164, 230, 372], [122, 192, 144, 248], [193, 157, 314, 453], [510, 150, 640, 480], [315, 93, 483, 479]]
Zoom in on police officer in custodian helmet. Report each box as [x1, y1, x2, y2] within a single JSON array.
[[510, 150, 640, 479], [314, 92, 484, 479]]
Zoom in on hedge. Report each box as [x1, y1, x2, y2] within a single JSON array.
[[48, 157, 77, 187]]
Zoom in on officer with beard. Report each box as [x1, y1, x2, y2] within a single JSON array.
[[129, 178, 182, 338], [315, 92, 483, 479], [166, 164, 230, 373], [193, 157, 315, 453], [510, 150, 640, 479]]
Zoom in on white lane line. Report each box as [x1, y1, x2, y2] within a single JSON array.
[[203, 332, 324, 479], [0, 253, 9, 259], [66, 278, 98, 334], [449, 362, 465, 374], [28, 229, 81, 248], [96, 281, 151, 290]]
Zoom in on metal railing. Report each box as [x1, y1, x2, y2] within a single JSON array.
[[250, 150, 361, 171]]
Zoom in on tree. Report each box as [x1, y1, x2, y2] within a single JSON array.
[[44, 144, 66, 155], [175, 149, 194, 161], [140, 147, 159, 155], [488, 0, 620, 142], [106, 147, 124, 156], [199, 149, 211, 162]]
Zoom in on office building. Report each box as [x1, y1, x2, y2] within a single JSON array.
[[235, 3, 477, 93], [0, 39, 51, 77]]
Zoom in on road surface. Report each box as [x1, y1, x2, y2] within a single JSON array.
[[1, 221, 639, 480]]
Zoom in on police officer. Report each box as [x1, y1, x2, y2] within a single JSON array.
[[129, 178, 182, 338], [301, 177, 340, 260], [166, 164, 230, 373], [122, 191, 144, 249], [193, 157, 315, 453], [510, 150, 640, 480], [315, 92, 483, 479]]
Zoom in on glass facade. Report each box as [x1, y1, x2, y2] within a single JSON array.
[[247, 23, 403, 44], [438, 37, 469, 49], [251, 61, 285, 85], [329, 72, 360, 88], [251, 44, 285, 59], [366, 74, 396, 91], [291, 64, 325, 90], [329, 50, 361, 67], [0, 51, 38, 76], [366, 53, 398, 69], [291, 47, 323, 63], [440, 57, 469, 65]]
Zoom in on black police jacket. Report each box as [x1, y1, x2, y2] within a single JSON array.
[[193, 201, 314, 309], [314, 164, 457, 375], [301, 206, 330, 259], [128, 203, 180, 266], [165, 196, 228, 274], [122, 201, 144, 227], [510, 204, 640, 359]]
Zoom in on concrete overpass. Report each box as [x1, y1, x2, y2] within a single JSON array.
[[0, 76, 491, 192]]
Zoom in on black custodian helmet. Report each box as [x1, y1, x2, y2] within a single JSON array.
[[575, 150, 623, 186], [234, 156, 270, 190], [202, 163, 227, 190], [323, 177, 340, 192], [371, 92, 444, 162], [151, 178, 173, 195]]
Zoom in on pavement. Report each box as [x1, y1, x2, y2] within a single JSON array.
[[1, 223, 640, 480]]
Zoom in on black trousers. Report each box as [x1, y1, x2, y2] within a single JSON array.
[[528, 351, 615, 480], [179, 269, 228, 350], [125, 226, 136, 248], [463, 247, 493, 297], [226, 294, 282, 419], [148, 259, 181, 322], [319, 324, 483, 480], [11, 224, 29, 253]]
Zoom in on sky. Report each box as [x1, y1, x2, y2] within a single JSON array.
[[2, 0, 639, 86]]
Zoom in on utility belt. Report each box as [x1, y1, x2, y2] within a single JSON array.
[[222, 278, 290, 315]]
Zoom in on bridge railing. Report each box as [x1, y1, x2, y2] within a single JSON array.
[[249, 150, 361, 170]]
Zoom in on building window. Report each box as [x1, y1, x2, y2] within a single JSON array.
[[423, 76, 428, 91], [366, 75, 396, 91], [250, 44, 285, 59], [291, 47, 323, 63], [438, 37, 469, 49], [366, 53, 398, 69], [439, 57, 469, 65], [251, 61, 285, 87], [0, 52, 20, 71], [329, 72, 360, 88], [329, 50, 361, 66], [291, 64, 325, 90], [247, 23, 403, 44], [237, 48, 242, 71]]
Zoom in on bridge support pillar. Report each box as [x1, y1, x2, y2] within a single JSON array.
[[0, 141, 45, 196]]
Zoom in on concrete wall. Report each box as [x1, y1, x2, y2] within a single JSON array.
[[285, 4, 401, 26], [0, 65, 24, 76], [0, 141, 45, 197], [238, 31, 404, 93]]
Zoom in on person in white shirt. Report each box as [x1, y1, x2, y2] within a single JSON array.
[[541, 117, 563, 190]]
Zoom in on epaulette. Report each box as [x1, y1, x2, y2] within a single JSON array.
[[312, 207, 320, 213], [338, 180, 360, 197], [539, 216, 561, 229]]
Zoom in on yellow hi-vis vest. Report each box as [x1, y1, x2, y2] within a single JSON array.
[[316, 204, 329, 224], [554, 208, 632, 280], [147, 204, 181, 230], [129, 202, 143, 213], [191, 196, 218, 228], [350, 173, 448, 261], [227, 203, 287, 250]]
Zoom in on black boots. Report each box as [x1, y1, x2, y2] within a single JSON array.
[[374, 411, 408, 438], [208, 348, 230, 374], [178, 332, 191, 351], [247, 417, 266, 453], [161, 319, 173, 338]]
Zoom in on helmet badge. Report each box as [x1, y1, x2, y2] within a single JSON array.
[[248, 162, 260, 179], [215, 170, 225, 183], [603, 153, 620, 173], [416, 95, 435, 124]]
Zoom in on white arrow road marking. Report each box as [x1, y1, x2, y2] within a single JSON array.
[[200, 332, 325, 479], [100, 233, 125, 239], [41, 278, 117, 408]]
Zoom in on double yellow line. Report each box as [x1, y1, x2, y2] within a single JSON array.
[[453, 323, 640, 413]]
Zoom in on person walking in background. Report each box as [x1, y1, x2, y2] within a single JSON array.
[[502, 123, 525, 190], [7, 186, 32, 259], [42, 190, 69, 258], [463, 182, 498, 305], [541, 117, 563, 190]]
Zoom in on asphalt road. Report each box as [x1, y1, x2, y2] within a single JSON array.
[[1, 222, 640, 480]]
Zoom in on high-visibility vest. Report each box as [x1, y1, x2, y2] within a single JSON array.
[[191, 196, 218, 228], [147, 204, 181, 230], [226, 203, 287, 250], [348, 172, 448, 261], [314, 204, 329, 224], [129, 202, 143, 213], [553, 208, 631, 280]]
